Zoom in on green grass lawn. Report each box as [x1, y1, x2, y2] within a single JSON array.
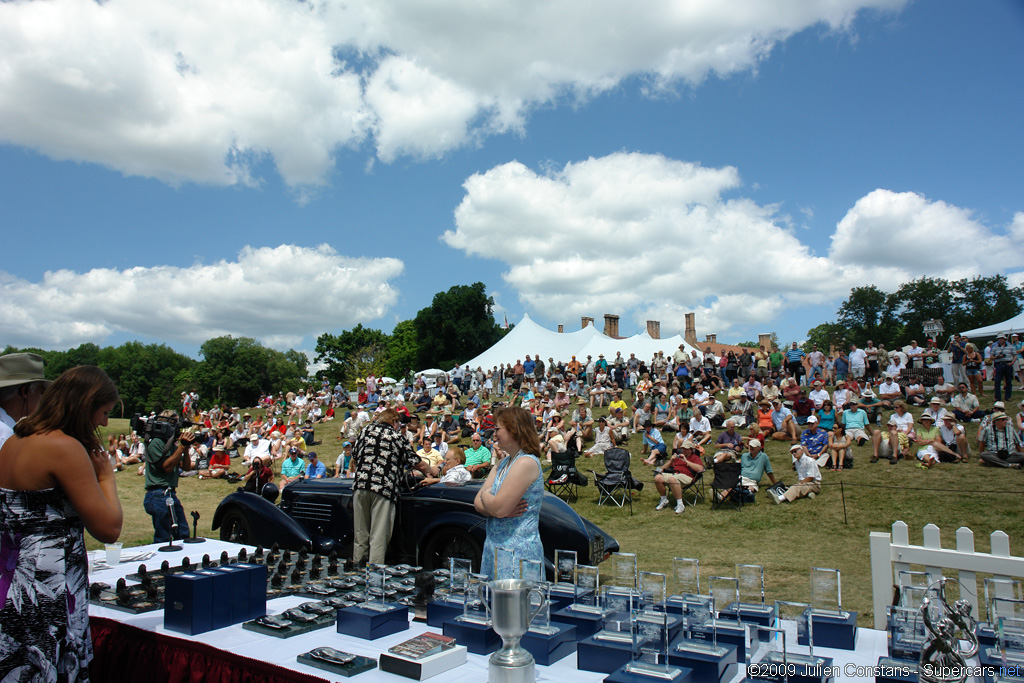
[[95, 381, 1024, 627]]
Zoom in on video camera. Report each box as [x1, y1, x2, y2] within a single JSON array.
[[129, 413, 198, 444]]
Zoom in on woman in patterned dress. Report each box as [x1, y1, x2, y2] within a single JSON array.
[[474, 406, 543, 580], [0, 366, 124, 683]]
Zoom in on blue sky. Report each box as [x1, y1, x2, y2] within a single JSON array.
[[2, 0, 1022, 361]]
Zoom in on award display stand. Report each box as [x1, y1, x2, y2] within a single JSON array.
[[442, 572, 499, 654], [605, 610, 689, 683], [671, 594, 738, 672], [805, 567, 857, 650], [519, 578, 577, 665], [335, 565, 409, 640], [552, 563, 605, 639], [667, 633, 737, 682]]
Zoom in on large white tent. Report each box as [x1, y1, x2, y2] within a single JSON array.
[[458, 314, 700, 371], [960, 312, 1024, 340]]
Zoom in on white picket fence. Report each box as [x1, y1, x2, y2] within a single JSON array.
[[868, 521, 1024, 629]]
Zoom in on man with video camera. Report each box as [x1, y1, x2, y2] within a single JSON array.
[[136, 409, 197, 543]]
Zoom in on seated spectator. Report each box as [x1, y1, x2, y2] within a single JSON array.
[[913, 414, 942, 468], [420, 448, 471, 486], [729, 393, 757, 429], [464, 433, 493, 477], [413, 391, 432, 412], [793, 393, 814, 425], [816, 400, 837, 431], [280, 448, 305, 487], [922, 397, 948, 424], [799, 415, 829, 460], [567, 400, 594, 442], [727, 378, 746, 408], [416, 438, 445, 476], [585, 416, 617, 458], [826, 423, 852, 471], [243, 456, 274, 493], [244, 433, 271, 464], [439, 411, 461, 444], [688, 411, 712, 448], [305, 451, 326, 479], [832, 382, 852, 411], [872, 400, 916, 463], [738, 439, 779, 496], [742, 374, 763, 402], [933, 379, 955, 403], [778, 445, 821, 503], [857, 389, 883, 425], [198, 444, 231, 479], [808, 381, 830, 410], [977, 412, 1024, 468], [769, 398, 800, 443], [760, 377, 781, 404], [713, 419, 743, 460], [877, 375, 903, 407], [756, 399, 775, 434], [841, 400, 871, 447], [905, 379, 927, 407], [641, 421, 668, 465], [950, 382, 987, 422], [704, 395, 726, 428], [608, 407, 631, 443], [653, 440, 703, 514], [936, 415, 968, 463], [334, 441, 353, 477]]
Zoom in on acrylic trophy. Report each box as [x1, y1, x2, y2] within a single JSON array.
[[458, 573, 492, 625], [449, 557, 473, 604], [640, 571, 667, 614], [555, 549, 577, 585], [887, 605, 928, 661], [493, 546, 516, 582], [571, 564, 602, 614], [987, 579, 1024, 625], [363, 564, 393, 612], [998, 616, 1024, 665], [519, 559, 558, 635], [611, 551, 639, 589], [623, 609, 684, 681], [671, 558, 700, 598], [709, 576, 740, 621], [746, 624, 787, 682], [736, 564, 772, 624], [897, 570, 932, 609], [809, 567, 846, 617], [675, 594, 730, 657], [991, 599, 1024, 658], [598, 587, 637, 642], [774, 600, 827, 668]]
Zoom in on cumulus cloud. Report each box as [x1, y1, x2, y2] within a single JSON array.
[[0, 0, 905, 187], [0, 245, 403, 349], [443, 153, 1024, 337]]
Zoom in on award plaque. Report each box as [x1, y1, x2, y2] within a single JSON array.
[[746, 624, 787, 682], [519, 559, 543, 583], [887, 605, 927, 661], [493, 546, 516, 581], [987, 579, 1024, 624], [457, 573, 491, 625], [598, 587, 637, 640], [449, 557, 472, 604], [624, 609, 684, 680], [998, 616, 1024, 664], [774, 600, 826, 668], [809, 567, 847, 618], [708, 576, 740, 619], [555, 549, 577, 585], [611, 551, 638, 589], [675, 595, 730, 657], [363, 565, 392, 612], [640, 571, 667, 614], [525, 580, 559, 635], [734, 564, 772, 625], [896, 570, 931, 609], [671, 557, 700, 598], [571, 564, 602, 614]]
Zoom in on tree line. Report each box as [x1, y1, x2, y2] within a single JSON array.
[[805, 275, 1023, 352]]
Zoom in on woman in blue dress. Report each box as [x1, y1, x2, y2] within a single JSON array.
[[474, 406, 544, 580]]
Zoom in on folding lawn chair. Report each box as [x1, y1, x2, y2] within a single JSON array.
[[590, 447, 643, 515], [710, 459, 743, 511], [546, 449, 586, 502]]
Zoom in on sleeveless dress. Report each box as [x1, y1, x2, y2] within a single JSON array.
[[481, 451, 543, 580], [0, 487, 91, 683]]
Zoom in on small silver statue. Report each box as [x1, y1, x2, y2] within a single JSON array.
[[918, 578, 976, 683]]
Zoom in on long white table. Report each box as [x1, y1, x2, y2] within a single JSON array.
[[89, 541, 896, 682]]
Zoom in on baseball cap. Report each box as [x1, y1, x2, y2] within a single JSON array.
[[806, 415, 818, 423], [748, 439, 761, 448]]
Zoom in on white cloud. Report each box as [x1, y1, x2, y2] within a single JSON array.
[[0, 245, 403, 349], [443, 153, 1024, 337], [0, 0, 905, 187]]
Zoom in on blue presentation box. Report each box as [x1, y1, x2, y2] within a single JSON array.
[[551, 605, 605, 639], [577, 632, 634, 674], [426, 599, 465, 628], [605, 662, 692, 683], [799, 610, 858, 651], [442, 618, 501, 655], [978, 623, 998, 648], [336, 604, 409, 640], [522, 622, 577, 666], [232, 562, 268, 620], [667, 636, 738, 681], [191, 569, 233, 629], [164, 572, 213, 635], [205, 566, 248, 624], [691, 620, 746, 661]]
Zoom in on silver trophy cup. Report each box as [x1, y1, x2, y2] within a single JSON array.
[[479, 578, 545, 683]]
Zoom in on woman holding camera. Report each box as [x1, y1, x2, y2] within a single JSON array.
[[0, 366, 124, 682]]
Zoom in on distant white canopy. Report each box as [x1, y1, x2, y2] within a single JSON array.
[[959, 311, 1024, 340], [456, 314, 701, 371]]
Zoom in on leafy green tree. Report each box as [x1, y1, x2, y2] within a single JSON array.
[[98, 341, 195, 418], [837, 285, 899, 346], [314, 324, 389, 387], [413, 282, 504, 370], [385, 320, 418, 380], [736, 341, 759, 348], [948, 275, 1024, 335], [193, 336, 305, 408], [890, 277, 952, 346], [804, 323, 847, 355]]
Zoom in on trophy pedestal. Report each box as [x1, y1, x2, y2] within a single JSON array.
[[666, 595, 689, 616], [551, 605, 605, 639], [577, 633, 633, 674], [605, 663, 692, 683], [667, 635, 737, 681], [521, 621, 577, 665], [801, 609, 857, 650], [487, 657, 534, 683], [335, 604, 409, 640], [549, 584, 576, 612], [978, 623, 998, 648], [690, 620, 747, 661], [724, 601, 774, 626], [442, 618, 501, 655], [425, 599, 464, 627], [874, 657, 920, 683]]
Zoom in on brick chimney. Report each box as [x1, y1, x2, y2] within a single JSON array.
[[705, 334, 717, 344], [684, 313, 697, 346], [646, 320, 661, 339], [557, 324, 564, 333], [758, 333, 773, 349], [581, 316, 594, 329], [603, 314, 620, 338]]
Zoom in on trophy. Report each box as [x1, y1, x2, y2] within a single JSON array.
[[675, 594, 729, 656], [494, 546, 516, 581], [737, 564, 766, 609], [887, 605, 928, 661], [809, 567, 847, 618], [611, 551, 638, 589], [598, 586, 637, 640], [986, 578, 1023, 625], [554, 549, 577, 585], [775, 600, 825, 667], [998, 616, 1024, 665], [518, 559, 557, 635], [449, 557, 472, 604], [897, 570, 932, 609], [458, 573, 491, 625], [746, 624, 786, 682], [363, 564, 392, 612], [640, 571, 667, 614], [626, 609, 683, 680], [571, 564, 602, 614], [479, 578, 545, 683], [708, 576, 740, 620]]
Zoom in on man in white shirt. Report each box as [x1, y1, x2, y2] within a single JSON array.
[[905, 340, 924, 369], [0, 353, 50, 449], [245, 433, 272, 464], [688, 413, 712, 448], [808, 381, 830, 410], [877, 375, 903, 408], [936, 414, 968, 463], [807, 346, 825, 384], [849, 344, 867, 380], [780, 444, 821, 503]]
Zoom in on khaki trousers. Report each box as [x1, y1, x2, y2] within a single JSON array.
[[353, 488, 397, 565], [783, 481, 820, 502]]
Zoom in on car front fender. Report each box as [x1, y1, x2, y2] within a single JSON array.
[[212, 490, 336, 554]]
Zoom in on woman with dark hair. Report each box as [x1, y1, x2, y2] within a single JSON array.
[[0, 365, 123, 682], [474, 406, 543, 579]]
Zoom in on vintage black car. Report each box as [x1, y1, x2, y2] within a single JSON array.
[[212, 478, 617, 574]]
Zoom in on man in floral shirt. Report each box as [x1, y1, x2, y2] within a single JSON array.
[[799, 415, 829, 460], [351, 408, 429, 565]]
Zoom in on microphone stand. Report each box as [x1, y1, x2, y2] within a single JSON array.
[[159, 491, 183, 552], [184, 510, 205, 544]]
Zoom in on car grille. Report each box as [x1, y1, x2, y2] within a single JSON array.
[[290, 501, 333, 523], [590, 534, 605, 564]]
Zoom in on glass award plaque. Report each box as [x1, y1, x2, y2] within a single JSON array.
[[598, 586, 637, 641], [457, 572, 491, 625], [611, 551, 638, 589], [640, 571, 667, 613], [708, 576, 739, 619], [555, 549, 577, 585], [809, 567, 847, 618], [737, 564, 766, 608], [449, 557, 472, 604], [774, 600, 825, 667], [987, 579, 1024, 624], [571, 564, 602, 613], [896, 570, 931, 609], [519, 558, 543, 583], [998, 616, 1024, 664], [493, 545, 516, 581], [746, 624, 787, 681], [887, 605, 927, 661], [675, 595, 730, 656], [671, 557, 700, 598], [363, 564, 392, 612], [527, 580, 559, 635], [626, 609, 683, 679]]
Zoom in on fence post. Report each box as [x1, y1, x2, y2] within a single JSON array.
[[955, 527, 979, 618], [922, 524, 943, 585], [870, 530, 893, 630]]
